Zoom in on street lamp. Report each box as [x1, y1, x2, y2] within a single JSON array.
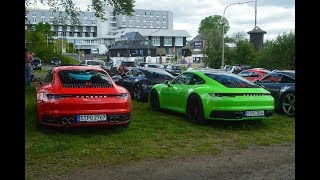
[[147, 29, 161, 60], [221, 1, 253, 69]]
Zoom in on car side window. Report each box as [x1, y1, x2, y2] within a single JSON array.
[[260, 74, 282, 83], [280, 75, 295, 83], [188, 74, 205, 85], [132, 70, 144, 77], [45, 71, 54, 83], [250, 72, 260, 77], [171, 73, 193, 85]]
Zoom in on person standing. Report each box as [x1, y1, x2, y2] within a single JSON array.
[[25, 48, 33, 86]]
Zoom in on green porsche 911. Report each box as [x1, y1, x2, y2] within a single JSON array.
[[149, 69, 274, 124]]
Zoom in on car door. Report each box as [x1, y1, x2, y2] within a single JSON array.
[[160, 73, 193, 112], [257, 73, 294, 104]]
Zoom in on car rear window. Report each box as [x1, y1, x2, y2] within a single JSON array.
[[172, 66, 181, 70], [205, 73, 259, 88], [58, 69, 113, 88]]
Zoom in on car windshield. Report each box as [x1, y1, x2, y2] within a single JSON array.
[[205, 73, 259, 88], [238, 71, 252, 77], [172, 66, 181, 70], [58, 69, 112, 87], [142, 68, 174, 79]]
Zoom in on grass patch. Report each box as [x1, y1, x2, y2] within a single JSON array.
[[25, 87, 295, 178]]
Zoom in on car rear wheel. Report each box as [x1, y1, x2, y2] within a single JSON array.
[[150, 89, 160, 111], [281, 92, 295, 116], [187, 94, 206, 124], [133, 83, 143, 101]]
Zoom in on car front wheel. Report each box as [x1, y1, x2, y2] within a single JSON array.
[[281, 92, 295, 116], [186, 94, 206, 124], [133, 83, 144, 101]]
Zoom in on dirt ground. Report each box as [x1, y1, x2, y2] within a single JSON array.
[[47, 142, 294, 180]]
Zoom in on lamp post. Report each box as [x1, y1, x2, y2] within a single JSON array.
[[147, 29, 161, 61], [221, 1, 253, 69]]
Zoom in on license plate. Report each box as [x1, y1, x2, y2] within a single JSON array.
[[245, 110, 265, 117], [77, 114, 107, 122]]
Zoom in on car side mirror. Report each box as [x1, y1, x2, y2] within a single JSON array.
[[165, 80, 171, 87]]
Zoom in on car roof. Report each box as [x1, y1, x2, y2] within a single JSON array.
[[52, 65, 104, 72], [270, 70, 295, 78]]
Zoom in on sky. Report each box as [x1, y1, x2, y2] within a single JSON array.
[[28, 0, 295, 41]]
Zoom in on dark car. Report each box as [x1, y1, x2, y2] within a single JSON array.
[[112, 67, 174, 101], [31, 58, 42, 70], [255, 70, 295, 116], [50, 57, 61, 66], [165, 64, 182, 76]]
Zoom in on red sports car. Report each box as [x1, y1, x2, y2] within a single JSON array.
[[237, 69, 270, 82], [36, 66, 132, 128]]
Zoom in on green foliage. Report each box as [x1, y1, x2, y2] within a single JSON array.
[[25, 0, 135, 24], [198, 15, 229, 35], [255, 32, 295, 69], [229, 39, 255, 66]]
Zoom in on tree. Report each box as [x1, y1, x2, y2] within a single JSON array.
[[198, 15, 229, 34], [231, 39, 255, 65], [198, 15, 230, 68], [255, 32, 295, 70], [25, 0, 135, 24]]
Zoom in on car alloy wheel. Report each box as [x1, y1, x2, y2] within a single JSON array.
[[150, 89, 160, 111], [187, 94, 205, 124], [133, 83, 143, 101], [281, 92, 295, 116]]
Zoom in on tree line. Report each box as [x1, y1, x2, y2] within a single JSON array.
[[199, 15, 295, 70]]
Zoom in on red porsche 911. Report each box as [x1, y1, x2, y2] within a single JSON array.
[[36, 66, 132, 128]]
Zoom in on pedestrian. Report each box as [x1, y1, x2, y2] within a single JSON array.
[[25, 48, 33, 86], [159, 55, 162, 64]]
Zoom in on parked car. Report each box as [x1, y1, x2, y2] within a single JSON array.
[[112, 67, 174, 101], [80, 60, 105, 68], [255, 70, 295, 116], [149, 69, 274, 124], [36, 66, 132, 128], [165, 64, 182, 76], [50, 57, 61, 66], [144, 63, 160, 68], [237, 69, 271, 82], [31, 58, 42, 70]]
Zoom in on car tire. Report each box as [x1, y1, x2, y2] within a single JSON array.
[[150, 89, 160, 111], [133, 83, 143, 101], [281, 92, 295, 116], [186, 94, 206, 124]]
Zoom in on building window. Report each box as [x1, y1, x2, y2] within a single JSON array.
[[92, 20, 96, 24], [32, 12, 36, 17], [90, 32, 93, 37], [74, 33, 78, 37], [41, 12, 45, 17], [157, 17, 160, 22], [152, 37, 160, 46], [144, 12, 146, 15], [175, 37, 183, 46], [122, 21, 126, 26], [67, 26, 70, 31], [58, 26, 62, 31], [164, 37, 172, 46], [143, 22, 146, 26], [163, 17, 166, 21], [82, 33, 85, 37], [91, 27, 94, 32], [42, 18, 45, 23], [122, 16, 126, 21]]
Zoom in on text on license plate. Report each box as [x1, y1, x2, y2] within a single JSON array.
[[245, 110, 265, 117], [77, 114, 107, 122]]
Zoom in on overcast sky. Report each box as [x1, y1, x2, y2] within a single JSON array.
[[29, 0, 295, 41]]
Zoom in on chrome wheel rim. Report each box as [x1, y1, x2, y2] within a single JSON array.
[[282, 93, 295, 116]]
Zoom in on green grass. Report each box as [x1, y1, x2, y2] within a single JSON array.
[[25, 87, 295, 178]]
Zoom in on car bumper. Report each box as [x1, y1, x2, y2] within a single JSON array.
[[202, 94, 275, 120]]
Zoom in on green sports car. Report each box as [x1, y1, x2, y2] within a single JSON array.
[[149, 69, 274, 124]]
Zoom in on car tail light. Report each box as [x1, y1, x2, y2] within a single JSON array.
[[209, 93, 235, 97], [116, 93, 128, 99]]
